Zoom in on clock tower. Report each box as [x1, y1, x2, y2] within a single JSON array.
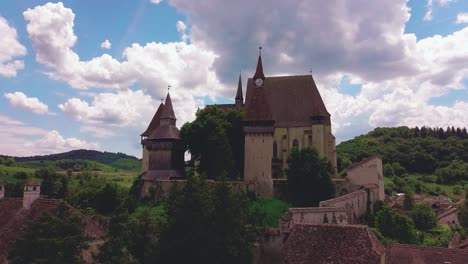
[[253, 47, 265, 87]]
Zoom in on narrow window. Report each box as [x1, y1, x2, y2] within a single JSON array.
[[308, 135, 312, 146], [292, 139, 299, 148], [273, 141, 278, 158]]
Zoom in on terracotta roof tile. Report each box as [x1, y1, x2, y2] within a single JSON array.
[[245, 75, 330, 127], [0, 198, 105, 263], [24, 180, 40, 186], [283, 224, 385, 264], [387, 244, 468, 264]]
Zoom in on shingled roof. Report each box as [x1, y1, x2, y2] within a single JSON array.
[[148, 92, 180, 140], [245, 75, 330, 127], [0, 198, 105, 263], [283, 224, 385, 264], [141, 102, 165, 137], [387, 244, 468, 264]]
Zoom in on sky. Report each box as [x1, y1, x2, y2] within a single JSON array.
[[0, 0, 467, 158]]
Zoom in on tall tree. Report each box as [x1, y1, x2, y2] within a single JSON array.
[[411, 205, 436, 231], [286, 147, 335, 207], [181, 106, 244, 179], [158, 176, 256, 264]]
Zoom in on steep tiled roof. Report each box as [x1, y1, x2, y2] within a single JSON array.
[[24, 180, 41, 186], [245, 75, 330, 127], [283, 224, 385, 264], [149, 124, 181, 139], [141, 102, 165, 137], [160, 92, 176, 121], [244, 79, 273, 123], [387, 244, 468, 264], [0, 198, 105, 263]]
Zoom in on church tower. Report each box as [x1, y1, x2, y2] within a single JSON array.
[[141, 92, 185, 181], [235, 74, 244, 108], [243, 48, 274, 198]]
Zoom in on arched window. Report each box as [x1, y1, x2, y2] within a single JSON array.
[[273, 141, 278, 158], [292, 139, 299, 149]]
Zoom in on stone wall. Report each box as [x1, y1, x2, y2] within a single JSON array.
[[141, 179, 246, 198], [319, 189, 369, 222], [279, 207, 351, 235]]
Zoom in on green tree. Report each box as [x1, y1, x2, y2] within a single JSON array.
[[392, 162, 407, 177], [383, 163, 395, 177], [286, 147, 335, 207], [411, 204, 436, 231], [5, 157, 15, 167], [0, 157, 4, 165], [393, 214, 418, 244], [36, 167, 68, 198], [403, 190, 414, 210], [95, 184, 119, 214], [8, 204, 87, 264], [158, 176, 256, 264], [181, 106, 244, 180]]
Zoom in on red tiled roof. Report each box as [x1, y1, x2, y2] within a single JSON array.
[[213, 104, 237, 110], [283, 224, 385, 264], [24, 180, 40, 186], [0, 198, 105, 263], [387, 244, 468, 264], [245, 75, 330, 127]]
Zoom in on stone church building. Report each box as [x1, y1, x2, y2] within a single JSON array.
[[217, 49, 337, 197], [140, 49, 337, 198]]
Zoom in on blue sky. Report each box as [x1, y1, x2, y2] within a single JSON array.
[[0, 0, 467, 157]]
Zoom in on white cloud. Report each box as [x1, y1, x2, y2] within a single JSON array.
[[59, 89, 155, 126], [0, 17, 27, 77], [424, 0, 455, 21], [424, 0, 433, 21], [150, 0, 163, 4], [28, 130, 99, 154], [24, 2, 223, 103], [100, 39, 112, 49], [4, 92, 51, 115], [0, 115, 98, 156], [22, 1, 468, 152], [437, 0, 455, 7], [456, 13, 468, 24], [176, 20, 188, 42]]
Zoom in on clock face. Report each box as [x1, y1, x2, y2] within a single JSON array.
[[255, 78, 264, 86]]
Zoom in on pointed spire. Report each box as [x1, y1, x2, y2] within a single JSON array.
[[235, 73, 243, 100], [253, 47, 265, 81], [161, 92, 176, 121]]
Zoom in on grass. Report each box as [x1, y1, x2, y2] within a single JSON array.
[[384, 174, 465, 199], [251, 198, 290, 227]]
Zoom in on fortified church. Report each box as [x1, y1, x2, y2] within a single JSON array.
[[140, 48, 340, 198]]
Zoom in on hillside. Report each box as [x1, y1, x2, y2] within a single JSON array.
[[337, 126, 468, 185], [0, 149, 141, 171]]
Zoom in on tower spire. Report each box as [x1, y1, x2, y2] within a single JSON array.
[[235, 73, 243, 107], [160, 91, 176, 123], [253, 46, 265, 85]]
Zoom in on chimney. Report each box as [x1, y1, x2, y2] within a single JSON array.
[[0, 181, 4, 199], [23, 180, 41, 209]]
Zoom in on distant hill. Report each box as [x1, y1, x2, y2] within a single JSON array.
[[0, 149, 141, 171], [337, 126, 468, 178]]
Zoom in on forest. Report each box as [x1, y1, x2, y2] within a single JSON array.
[[337, 126, 468, 185]]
